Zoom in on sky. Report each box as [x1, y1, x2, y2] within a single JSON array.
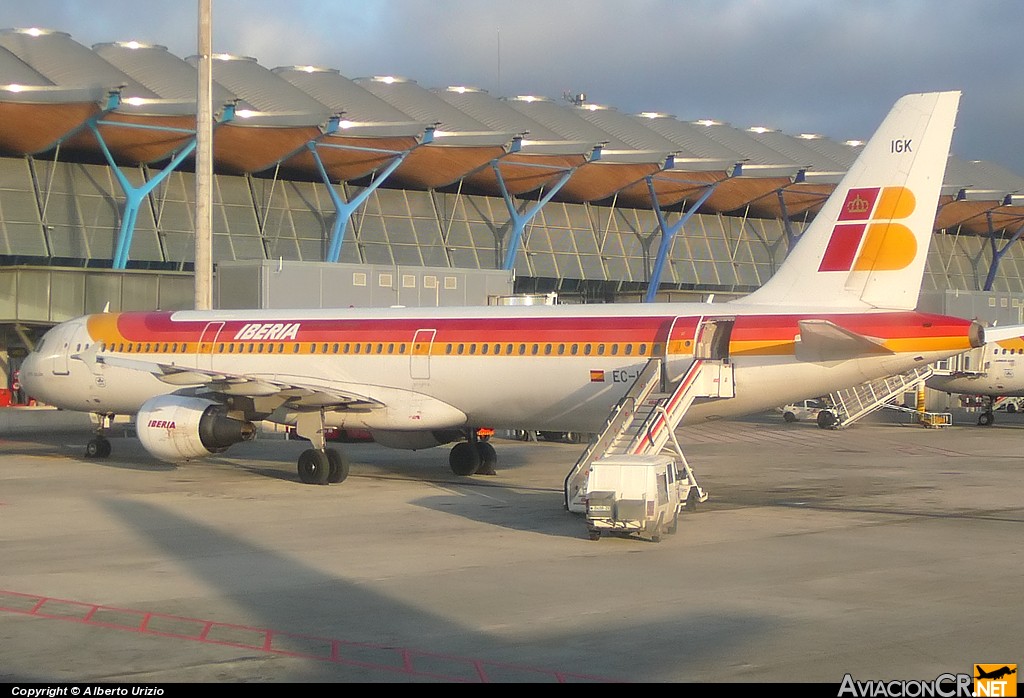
[[5, 0, 1024, 176]]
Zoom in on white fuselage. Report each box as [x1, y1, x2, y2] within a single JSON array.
[[20, 302, 977, 435], [927, 342, 1024, 397]]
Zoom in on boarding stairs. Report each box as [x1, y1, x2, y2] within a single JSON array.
[[564, 357, 732, 513], [825, 365, 942, 428]]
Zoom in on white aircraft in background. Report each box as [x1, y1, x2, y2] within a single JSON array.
[[927, 336, 1024, 425], [20, 91, 1022, 485]]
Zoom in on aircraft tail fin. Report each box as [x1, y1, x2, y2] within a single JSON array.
[[742, 91, 961, 311]]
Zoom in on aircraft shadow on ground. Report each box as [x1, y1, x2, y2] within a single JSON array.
[[98, 497, 772, 682]]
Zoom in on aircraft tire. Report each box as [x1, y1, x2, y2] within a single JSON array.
[[978, 411, 995, 427], [85, 437, 111, 459], [325, 448, 349, 484], [297, 449, 330, 485], [449, 442, 481, 476], [474, 441, 498, 475]]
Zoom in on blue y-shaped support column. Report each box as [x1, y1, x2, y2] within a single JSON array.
[[92, 98, 236, 269], [498, 159, 578, 271], [90, 123, 197, 269], [644, 178, 720, 303], [983, 205, 1024, 291], [312, 126, 433, 263]]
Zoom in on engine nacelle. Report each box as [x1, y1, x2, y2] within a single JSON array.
[[137, 395, 256, 462], [371, 429, 462, 451]]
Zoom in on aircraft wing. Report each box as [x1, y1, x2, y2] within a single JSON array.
[[88, 352, 383, 409], [794, 319, 894, 362]]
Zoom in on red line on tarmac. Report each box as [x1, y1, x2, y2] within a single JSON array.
[[0, 589, 616, 683]]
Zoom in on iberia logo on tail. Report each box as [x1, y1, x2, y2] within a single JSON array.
[[818, 186, 917, 272]]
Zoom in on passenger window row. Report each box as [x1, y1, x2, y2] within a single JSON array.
[[97, 341, 666, 357]]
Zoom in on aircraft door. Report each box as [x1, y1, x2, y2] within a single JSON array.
[[664, 316, 735, 380], [664, 316, 694, 384], [48, 323, 77, 376], [693, 318, 734, 360], [693, 317, 736, 398], [197, 322, 224, 370], [410, 329, 436, 380]]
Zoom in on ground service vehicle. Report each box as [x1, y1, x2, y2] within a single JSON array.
[[780, 399, 830, 423], [584, 455, 692, 542]]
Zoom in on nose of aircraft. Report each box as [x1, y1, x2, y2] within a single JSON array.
[[19, 320, 74, 402], [19, 346, 41, 396]]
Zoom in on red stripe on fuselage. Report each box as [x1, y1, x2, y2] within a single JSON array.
[[103, 310, 971, 347]]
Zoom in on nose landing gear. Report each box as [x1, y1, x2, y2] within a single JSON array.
[[84, 413, 114, 458]]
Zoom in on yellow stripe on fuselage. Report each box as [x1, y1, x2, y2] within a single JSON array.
[[86, 313, 123, 343], [881, 336, 973, 353]]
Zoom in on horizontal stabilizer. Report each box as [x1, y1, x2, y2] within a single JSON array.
[[794, 319, 894, 362], [982, 323, 1024, 344]]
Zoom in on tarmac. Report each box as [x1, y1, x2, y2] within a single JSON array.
[[0, 406, 1022, 683]]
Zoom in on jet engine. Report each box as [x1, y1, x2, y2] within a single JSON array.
[[136, 395, 256, 462]]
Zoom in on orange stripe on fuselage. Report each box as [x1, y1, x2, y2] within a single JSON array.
[[996, 337, 1024, 351], [84, 310, 974, 358]]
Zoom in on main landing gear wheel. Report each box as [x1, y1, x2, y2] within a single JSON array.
[[449, 441, 481, 476], [325, 448, 350, 484], [474, 441, 498, 475], [978, 411, 995, 427], [84, 437, 111, 459], [297, 448, 330, 485]]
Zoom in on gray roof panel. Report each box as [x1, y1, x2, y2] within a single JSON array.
[[0, 44, 104, 104], [434, 86, 594, 155], [0, 28, 158, 99], [572, 104, 679, 154], [355, 76, 513, 146], [745, 129, 847, 175], [273, 66, 426, 137], [94, 41, 238, 109], [687, 120, 801, 171], [435, 86, 560, 139], [0, 44, 53, 86], [505, 96, 629, 147], [792, 134, 863, 169], [634, 113, 745, 164], [945, 156, 1024, 199], [185, 53, 332, 123]]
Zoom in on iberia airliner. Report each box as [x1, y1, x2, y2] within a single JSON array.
[[21, 92, 1013, 485]]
